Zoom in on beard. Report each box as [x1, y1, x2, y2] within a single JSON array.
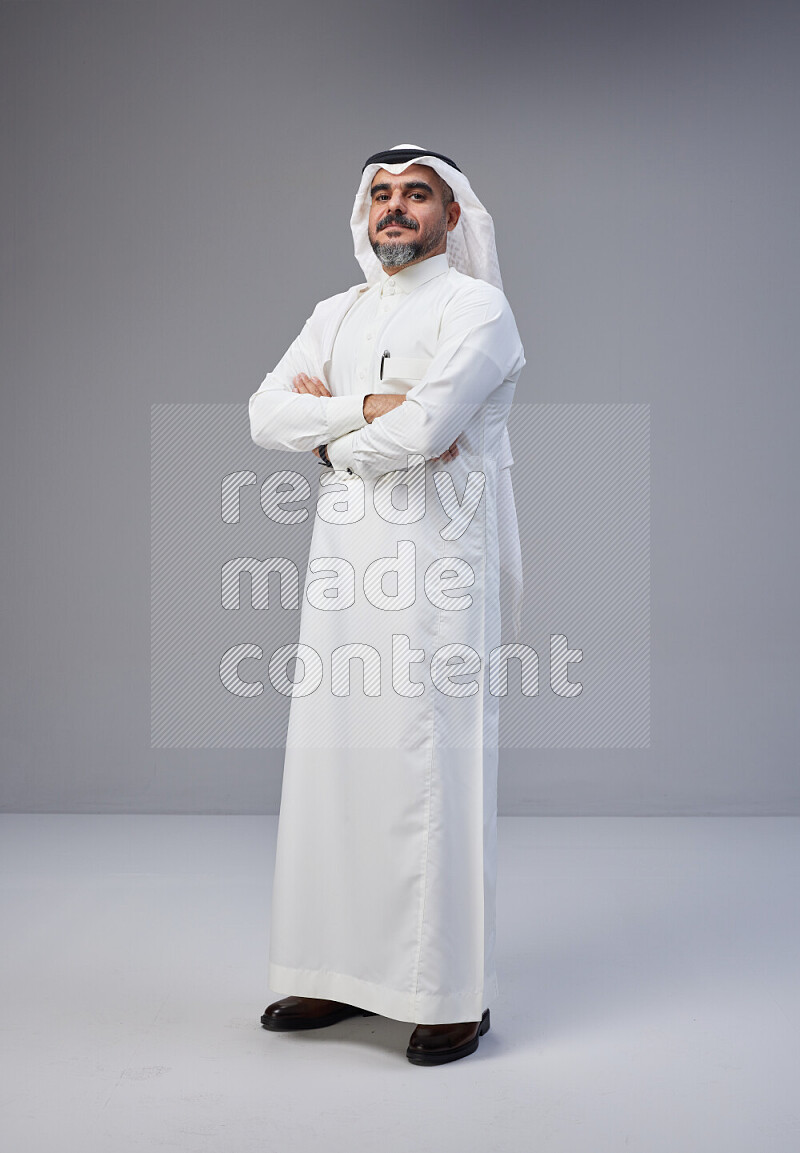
[[371, 238, 422, 267], [370, 212, 448, 269]]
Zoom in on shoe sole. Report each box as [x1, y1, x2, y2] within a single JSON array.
[[261, 1006, 377, 1031], [406, 1008, 490, 1066]]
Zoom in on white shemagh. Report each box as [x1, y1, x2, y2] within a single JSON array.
[[352, 144, 523, 641]]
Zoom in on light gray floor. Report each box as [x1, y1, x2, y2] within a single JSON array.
[[1, 814, 798, 1152]]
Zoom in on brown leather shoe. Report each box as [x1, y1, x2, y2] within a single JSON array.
[[406, 1008, 490, 1065], [260, 995, 376, 1031]]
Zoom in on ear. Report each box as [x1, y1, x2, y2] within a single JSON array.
[[446, 201, 461, 232]]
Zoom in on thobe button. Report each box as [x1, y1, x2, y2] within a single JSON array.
[[358, 369, 365, 379]]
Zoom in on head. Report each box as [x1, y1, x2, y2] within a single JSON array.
[[367, 163, 461, 274]]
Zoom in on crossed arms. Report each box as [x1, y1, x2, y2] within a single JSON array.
[[248, 285, 523, 480], [291, 373, 460, 465]]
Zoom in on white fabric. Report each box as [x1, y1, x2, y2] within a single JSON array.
[[248, 154, 525, 1023]]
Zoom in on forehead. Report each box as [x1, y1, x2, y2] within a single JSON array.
[[370, 163, 441, 193]]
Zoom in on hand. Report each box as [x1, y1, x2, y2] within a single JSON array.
[[429, 439, 460, 463], [362, 393, 406, 423], [292, 373, 331, 397]]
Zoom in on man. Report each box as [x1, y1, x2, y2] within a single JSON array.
[[249, 145, 524, 1065]]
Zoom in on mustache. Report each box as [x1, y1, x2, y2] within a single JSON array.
[[377, 214, 419, 233]]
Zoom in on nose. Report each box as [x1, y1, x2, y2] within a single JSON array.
[[386, 187, 407, 214]]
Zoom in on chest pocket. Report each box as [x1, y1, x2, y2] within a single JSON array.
[[380, 356, 432, 393]]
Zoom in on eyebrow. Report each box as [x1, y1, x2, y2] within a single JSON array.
[[370, 180, 435, 197]]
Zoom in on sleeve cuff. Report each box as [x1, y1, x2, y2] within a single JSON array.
[[325, 428, 359, 474], [325, 394, 368, 442]]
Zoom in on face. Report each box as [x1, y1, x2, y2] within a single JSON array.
[[367, 163, 461, 272]]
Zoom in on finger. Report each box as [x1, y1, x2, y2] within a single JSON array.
[[296, 374, 330, 398]]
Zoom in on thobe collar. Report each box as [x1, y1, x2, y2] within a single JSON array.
[[378, 252, 449, 297]]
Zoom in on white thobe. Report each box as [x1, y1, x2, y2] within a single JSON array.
[[249, 252, 525, 1023]]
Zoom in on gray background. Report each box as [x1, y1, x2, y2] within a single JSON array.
[[1, 0, 797, 813]]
